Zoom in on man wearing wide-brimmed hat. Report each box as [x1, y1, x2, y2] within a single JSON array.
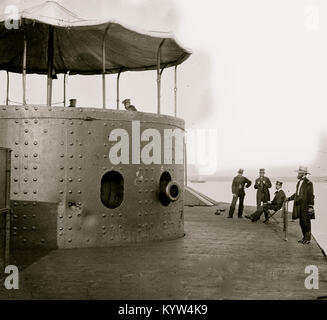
[[228, 169, 252, 218], [254, 168, 272, 209], [287, 166, 315, 244]]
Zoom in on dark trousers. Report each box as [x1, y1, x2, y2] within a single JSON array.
[[229, 190, 245, 217], [299, 214, 311, 241], [251, 203, 270, 221]]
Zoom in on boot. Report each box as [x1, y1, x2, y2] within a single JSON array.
[[228, 206, 235, 218]]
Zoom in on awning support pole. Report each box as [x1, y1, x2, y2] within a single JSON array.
[[157, 39, 165, 114], [22, 32, 27, 106], [116, 69, 122, 110], [47, 26, 54, 107], [63, 72, 68, 107], [6, 71, 9, 106], [174, 66, 178, 117], [102, 24, 112, 109]]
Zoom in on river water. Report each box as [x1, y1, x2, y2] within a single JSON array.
[[189, 180, 327, 253]]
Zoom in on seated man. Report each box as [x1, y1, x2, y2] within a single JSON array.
[[245, 180, 286, 222], [122, 98, 137, 111]]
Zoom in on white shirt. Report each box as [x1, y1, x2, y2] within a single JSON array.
[[297, 179, 304, 196]]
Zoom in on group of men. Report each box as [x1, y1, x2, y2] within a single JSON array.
[[228, 166, 315, 244]]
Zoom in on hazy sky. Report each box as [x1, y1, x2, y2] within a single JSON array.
[[1, 0, 326, 176]]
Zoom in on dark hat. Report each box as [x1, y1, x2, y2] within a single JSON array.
[[276, 180, 283, 186], [259, 168, 265, 173], [122, 98, 130, 104], [237, 168, 244, 174]]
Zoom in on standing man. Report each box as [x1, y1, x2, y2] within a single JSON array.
[[246, 180, 286, 222], [287, 166, 315, 244], [228, 169, 252, 218], [122, 98, 137, 111], [254, 168, 272, 209]]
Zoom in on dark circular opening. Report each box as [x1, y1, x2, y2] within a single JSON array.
[[100, 170, 124, 209], [169, 184, 179, 199], [159, 171, 172, 206]]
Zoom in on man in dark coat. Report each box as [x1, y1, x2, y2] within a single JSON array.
[[246, 180, 286, 222], [228, 169, 252, 218], [122, 98, 137, 111], [287, 166, 315, 244], [254, 168, 272, 209]]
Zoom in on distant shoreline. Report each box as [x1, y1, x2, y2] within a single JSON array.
[[189, 176, 327, 183]]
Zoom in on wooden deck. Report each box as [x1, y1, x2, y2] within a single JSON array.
[[1, 204, 327, 299]]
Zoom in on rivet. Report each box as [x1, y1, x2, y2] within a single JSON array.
[[43, 129, 48, 133], [24, 129, 28, 133], [15, 141, 19, 145], [34, 119, 38, 124], [33, 178, 37, 182], [15, 154, 19, 157], [24, 154, 28, 158], [33, 166, 38, 170], [24, 141, 28, 145], [32, 226, 36, 231], [33, 141, 38, 145], [68, 239, 72, 243], [68, 227, 72, 230]]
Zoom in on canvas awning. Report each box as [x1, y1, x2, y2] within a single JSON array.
[[0, 1, 191, 75]]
